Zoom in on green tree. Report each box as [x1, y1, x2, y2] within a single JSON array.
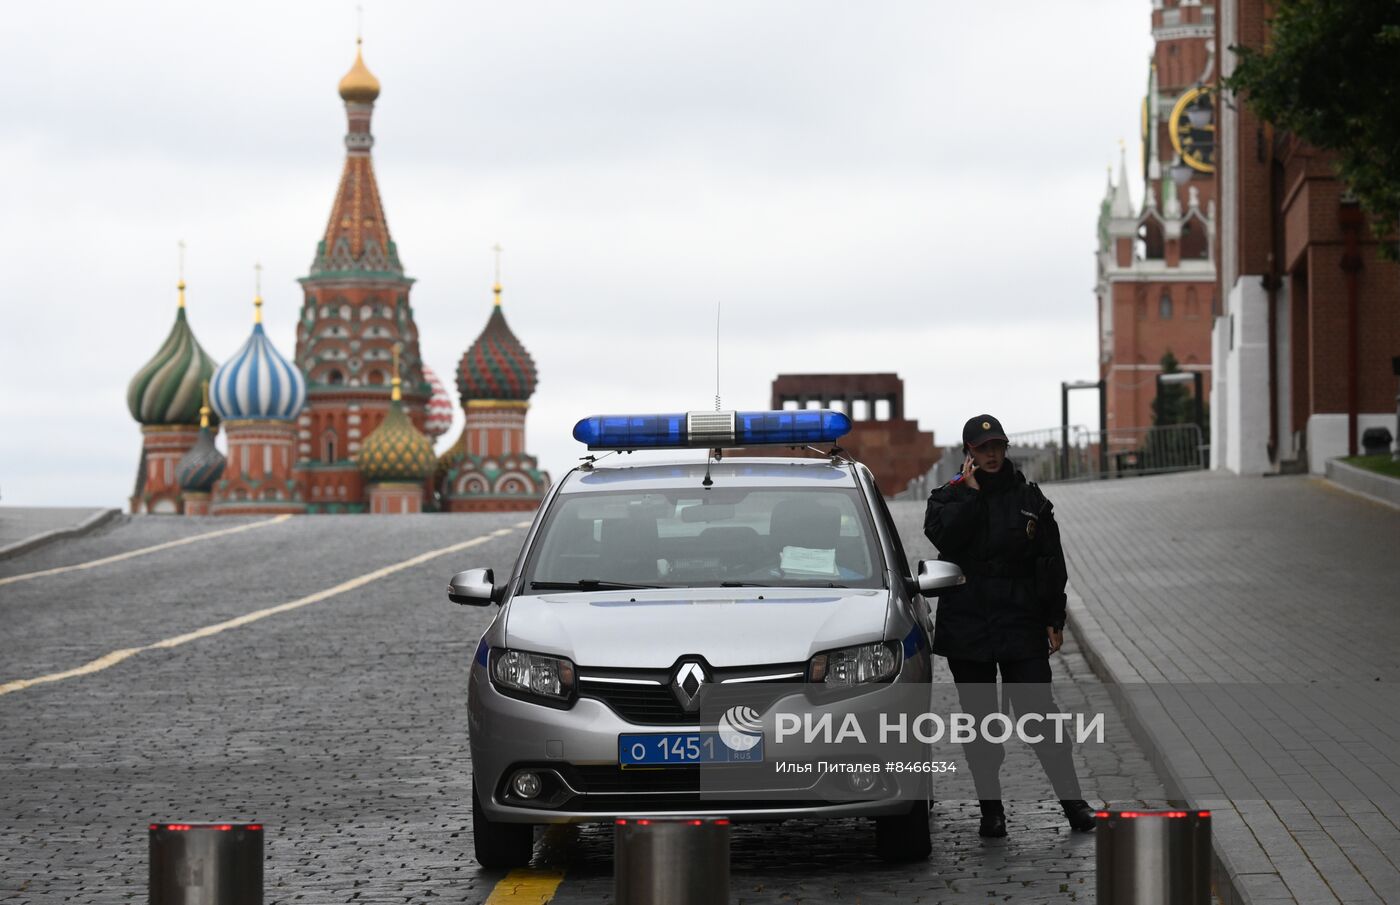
[[1225, 0, 1400, 255], [1151, 351, 1191, 427]]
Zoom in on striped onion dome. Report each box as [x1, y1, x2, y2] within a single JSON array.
[[456, 285, 537, 403], [357, 399, 435, 482], [127, 286, 219, 426], [177, 423, 226, 493], [211, 301, 307, 421], [423, 365, 455, 439]]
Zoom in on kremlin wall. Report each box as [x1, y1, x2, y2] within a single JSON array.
[[126, 42, 549, 516]]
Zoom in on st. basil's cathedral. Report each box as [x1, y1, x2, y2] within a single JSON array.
[[126, 42, 549, 516]]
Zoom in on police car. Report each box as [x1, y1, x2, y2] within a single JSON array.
[[448, 410, 965, 867]]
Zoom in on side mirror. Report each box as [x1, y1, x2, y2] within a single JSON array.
[[916, 560, 965, 595], [448, 568, 498, 606]]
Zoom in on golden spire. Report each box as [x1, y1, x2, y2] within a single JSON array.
[[253, 262, 264, 325], [199, 380, 211, 430], [390, 342, 403, 402], [492, 243, 503, 306], [338, 33, 381, 103], [177, 240, 187, 309]]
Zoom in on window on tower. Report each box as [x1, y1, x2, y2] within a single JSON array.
[[327, 369, 344, 385], [1159, 294, 1174, 320]]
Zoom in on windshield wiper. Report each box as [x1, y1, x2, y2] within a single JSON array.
[[529, 579, 664, 592], [718, 581, 774, 587]]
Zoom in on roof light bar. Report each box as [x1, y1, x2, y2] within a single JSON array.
[[572, 410, 852, 451]]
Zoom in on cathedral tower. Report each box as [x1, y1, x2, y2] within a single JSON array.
[[295, 41, 430, 513], [210, 287, 308, 515], [439, 271, 549, 511], [127, 274, 219, 514]]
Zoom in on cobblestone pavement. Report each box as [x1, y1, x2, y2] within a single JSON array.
[[1048, 472, 1400, 905], [0, 505, 1169, 904]]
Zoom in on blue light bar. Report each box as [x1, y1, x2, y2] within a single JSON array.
[[572, 410, 852, 451]]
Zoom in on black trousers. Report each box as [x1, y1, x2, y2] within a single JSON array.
[[945, 656, 1083, 807]]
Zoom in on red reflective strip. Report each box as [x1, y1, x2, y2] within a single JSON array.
[[1198, 811, 1211, 818], [165, 824, 192, 831], [615, 819, 627, 826], [246, 825, 263, 832], [1119, 812, 1138, 819], [714, 819, 730, 825], [215, 825, 233, 831], [1094, 811, 1110, 819], [637, 819, 651, 826], [688, 819, 704, 826]]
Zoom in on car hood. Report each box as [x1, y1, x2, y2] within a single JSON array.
[[503, 587, 891, 668]]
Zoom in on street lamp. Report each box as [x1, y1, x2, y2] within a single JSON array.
[[1060, 380, 1106, 479], [1170, 155, 1195, 190]]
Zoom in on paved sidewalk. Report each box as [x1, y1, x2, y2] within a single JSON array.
[[1047, 472, 1400, 905], [0, 506, 118, 559]]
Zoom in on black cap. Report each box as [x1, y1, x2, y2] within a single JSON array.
[[962, 414, 1008, 449]]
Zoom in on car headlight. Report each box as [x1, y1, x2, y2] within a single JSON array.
[[808, 641, 901, 686], [489, 648, 576, 706]]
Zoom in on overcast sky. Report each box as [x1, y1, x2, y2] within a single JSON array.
[[0, 1, 1154, 508]]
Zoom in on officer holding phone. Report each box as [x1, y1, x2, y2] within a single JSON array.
[[924, 414, 1095, 837]]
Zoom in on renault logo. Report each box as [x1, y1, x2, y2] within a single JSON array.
[[672, 660, 708, 711]]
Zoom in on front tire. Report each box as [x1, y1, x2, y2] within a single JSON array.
[[472, 783, 535, 869], [875, 799, 932, 862]]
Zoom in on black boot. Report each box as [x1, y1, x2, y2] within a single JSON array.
[[1062, 799, 1096, 832], [978, 800, 1007, 838]]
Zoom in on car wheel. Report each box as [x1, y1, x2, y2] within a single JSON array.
[[472, 782, 535, 869], [874, 799, 932, 862]]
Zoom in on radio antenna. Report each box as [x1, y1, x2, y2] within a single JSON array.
[[714, 300, 722, 411]]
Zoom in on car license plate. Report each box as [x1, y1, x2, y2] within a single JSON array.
[[619, 732, 765, 766]]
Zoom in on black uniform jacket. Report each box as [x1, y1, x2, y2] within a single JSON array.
[[922, 461, 1069, 662]]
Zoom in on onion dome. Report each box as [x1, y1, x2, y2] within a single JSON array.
[[456, 281, 538, 403], [338, 39, 381, 103], [128, 280, 219, 426], [357, 348, 435, 482], [177, 384, 227, 493], [211, 291, 307, 421], [423, 365, 455, 439]]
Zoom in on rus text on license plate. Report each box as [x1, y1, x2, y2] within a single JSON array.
[[619, 732, 765, 766]]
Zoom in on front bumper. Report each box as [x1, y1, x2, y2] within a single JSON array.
[[468, 661, 931, 824]]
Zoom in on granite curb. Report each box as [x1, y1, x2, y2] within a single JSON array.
[[1066, 586, 1263, 905], [1324, 459, 1400, 511], [0, 508, 122, 562]]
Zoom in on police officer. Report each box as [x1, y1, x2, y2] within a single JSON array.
[[924, 414, 1096, 837]]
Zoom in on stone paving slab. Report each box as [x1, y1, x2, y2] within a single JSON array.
[[1046, 471, 1400, 905]]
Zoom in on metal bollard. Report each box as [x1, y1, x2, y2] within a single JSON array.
[[1096, 809, 1210, 905], [150, 822, 263, 905], [615, 817, 730, 905]]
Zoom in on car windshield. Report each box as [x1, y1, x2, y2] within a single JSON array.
[[523, 487, 885, 591]]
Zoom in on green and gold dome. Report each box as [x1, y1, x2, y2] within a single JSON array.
[[128, 280, 220, 426], [356, 350, 435, 483]]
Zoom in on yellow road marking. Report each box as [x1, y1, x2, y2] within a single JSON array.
[[0, 515, 292, 588], [0, 526, 519, 697], [483, 868, 566, 904]]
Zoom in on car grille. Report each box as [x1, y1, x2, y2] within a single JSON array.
[[582, 684, 691, 724], [576, 662, 806, 725]]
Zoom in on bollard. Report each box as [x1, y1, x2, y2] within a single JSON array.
[[615, 817, 730, 905], [150, 822, 263, 905], [1096, 809, 1210, 905]]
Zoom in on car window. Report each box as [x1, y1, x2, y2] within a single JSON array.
[[524, 487, 884, 590]]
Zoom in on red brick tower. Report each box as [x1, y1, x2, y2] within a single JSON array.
[[1096, 0, 1218, 446], [295, 41, 430, 513]]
